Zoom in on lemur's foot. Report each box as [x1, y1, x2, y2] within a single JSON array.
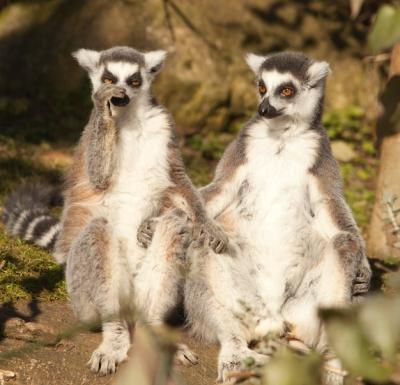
[[137, 218, 157, 248], [203, 220, 229, 254], [174, 343, 199, 366], [254, 315, 288, 339], [88, 341, 129, 375], [217, 348, 268, 383]]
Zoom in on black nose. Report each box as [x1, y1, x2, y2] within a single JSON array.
[[258, 98, 281, 118], [110, 95, 130, 107]]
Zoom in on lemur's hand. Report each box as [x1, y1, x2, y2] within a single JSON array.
[[137, 218, 157, 248], [92, 84, 126, 117], [202, 220, 229, 254], [353, 258, 372, 296]]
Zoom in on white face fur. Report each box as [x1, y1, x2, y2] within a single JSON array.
[[72, 48, 167, 112], [246, 53, 331, 126]]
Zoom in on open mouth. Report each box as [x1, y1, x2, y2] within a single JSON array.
[[260, 108, 284, 119], [264, 109, 284, 118], [110, 95, 130, 107]]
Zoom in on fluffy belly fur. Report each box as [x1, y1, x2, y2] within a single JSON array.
[[213, 172, 327, 326], [90, 129, 172, 298]]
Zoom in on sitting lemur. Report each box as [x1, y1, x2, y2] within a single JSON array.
[[3, 46, 228, 375], [139, 52, 372, 384]]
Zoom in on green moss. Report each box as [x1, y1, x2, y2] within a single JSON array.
[[0, 136, 66, 302], [0, 227, 66, 302], [323, 106, 378, 232], [323, 105, 368, 141]]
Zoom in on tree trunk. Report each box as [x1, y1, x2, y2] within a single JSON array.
[[368, 43, 400, 259]]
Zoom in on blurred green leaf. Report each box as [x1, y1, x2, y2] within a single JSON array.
[[358, 296, 400, 359], [321, 308, 393, 382], [263, 348, 321, 385], [368, 5, 400, 53]]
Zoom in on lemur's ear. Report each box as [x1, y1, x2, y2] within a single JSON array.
[[307, 61, 331, 87], [72, 49, 100, 72], [144, 50, 167, 76], [245, 53, 265, 74]]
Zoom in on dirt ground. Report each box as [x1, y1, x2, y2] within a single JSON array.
[[0, 301, 218, 385]]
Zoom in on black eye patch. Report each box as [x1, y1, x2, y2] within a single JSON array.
[[126, 72, 142, 88], [276, 82, 297, 98], [101, 69, 118, 83]]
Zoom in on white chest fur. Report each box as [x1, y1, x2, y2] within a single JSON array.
[[238, 121, 320, 257], [101, 109, 172, 238]]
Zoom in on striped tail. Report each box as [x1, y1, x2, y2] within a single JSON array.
[[2, 184, 62, 250]]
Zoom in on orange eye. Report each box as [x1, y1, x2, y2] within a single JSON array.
[[281, 87, 294, 97], [103, 78, 113, 84], [131, 80, 141, 87], [259, 84, 267, 95]]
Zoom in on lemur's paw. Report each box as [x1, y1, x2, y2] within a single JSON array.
[[254, 316, 287, 339], [93, 84, 126, 107], [332, 232, 361, 257], [137, 218, 157, 248], [353, 262, 372, 296], [204, 220, 229, 254], [88, 343, 128, 375], [323, 358, 345, 385], [217, 349, 268, 383], [174, 344, 199, 366]]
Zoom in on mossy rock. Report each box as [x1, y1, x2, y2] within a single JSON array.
[[172, 82, 230, 130]]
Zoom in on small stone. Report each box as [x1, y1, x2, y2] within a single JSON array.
[[0, 369, 16, 385], [24, 322, 54, 335], [331, 140, 357, 162], [7, 319, 25, 329]]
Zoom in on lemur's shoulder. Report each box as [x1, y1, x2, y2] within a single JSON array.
[[309, 125, 344, 195]]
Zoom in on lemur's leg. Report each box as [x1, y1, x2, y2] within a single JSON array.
[[185, 247, 268, 383], [283, 233, 358, 347], [317, 234, 360, 385], [282, 232, 361, 385], [66, 217, 131, 375], [135, 209, 189, 323], [135, 209, 199, 366]]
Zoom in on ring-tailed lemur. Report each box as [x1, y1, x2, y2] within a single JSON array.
[[3, 46, 228, 375], [180, 52, 371, 383]]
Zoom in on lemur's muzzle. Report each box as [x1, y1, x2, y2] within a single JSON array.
[[258, 98, 282, 118], [110, 95, 130, 107]]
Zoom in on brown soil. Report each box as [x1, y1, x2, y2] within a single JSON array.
[[0, 301, 218, 385]]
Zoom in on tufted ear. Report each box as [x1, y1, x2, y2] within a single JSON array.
[[144, 50, 167, 76], [245, 53, 266, 74], [72, 49, 100, 72], [307, 60, 331, 86]]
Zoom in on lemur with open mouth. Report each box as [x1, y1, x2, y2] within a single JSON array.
[[180, 52, 371, 383], [3, 46, 228, 375]]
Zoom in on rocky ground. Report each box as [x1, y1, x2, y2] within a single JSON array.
[[0, 301, 218, 385]]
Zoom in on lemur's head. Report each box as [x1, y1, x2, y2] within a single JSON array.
[[246, 52, 330, 125], [72, 46, 166, 108]]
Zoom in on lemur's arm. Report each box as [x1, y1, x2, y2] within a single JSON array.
[[86, 84, 126, 190], [200, 177, 243, 219], [309, 132, 371, 296], [200, 138, 247, 219], [166, 138, 228, 253]]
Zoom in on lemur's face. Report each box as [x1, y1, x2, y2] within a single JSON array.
[[246, 52, 331, 124], [72, 46, 166, 109]]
